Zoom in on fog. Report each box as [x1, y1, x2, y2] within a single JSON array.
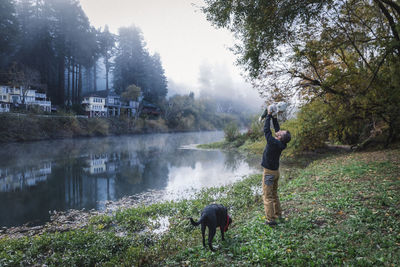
[[0, 132, 260, 226], [1, 0, 264, 112], [79, 0, 264, 112]]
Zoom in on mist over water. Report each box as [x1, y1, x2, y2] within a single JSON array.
[[0, 132, 261, 227]]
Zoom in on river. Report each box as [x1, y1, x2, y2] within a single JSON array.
[[0, 131, 262, 227]]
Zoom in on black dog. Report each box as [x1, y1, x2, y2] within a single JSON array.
[[189, 204, 232, 251]]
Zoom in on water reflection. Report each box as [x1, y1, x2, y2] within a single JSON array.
[[0, 162, 51, 192], [0, 132, 260, 227]]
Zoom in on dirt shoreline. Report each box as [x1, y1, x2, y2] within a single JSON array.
[[0, 190, 177, 239]]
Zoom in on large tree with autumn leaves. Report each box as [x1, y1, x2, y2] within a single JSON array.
[[202, 0, 400, 149]]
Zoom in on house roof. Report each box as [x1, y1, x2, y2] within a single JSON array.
[[142, 100, 158, 108], [82, 90, 119, 98]]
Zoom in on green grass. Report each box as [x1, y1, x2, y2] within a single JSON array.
[[197, 141, 226, 149], [1, 149, 400, 266]]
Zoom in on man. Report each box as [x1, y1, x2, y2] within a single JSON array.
[[261, 107, 291, 226]]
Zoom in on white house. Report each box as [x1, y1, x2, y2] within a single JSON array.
[[0, 102, 10, 113], [82, 90, 143, 118], [0, 86, 8, 102], [33, 92, 51, 112], [0, 85, 51, 112], [82, 94, 107, 118]]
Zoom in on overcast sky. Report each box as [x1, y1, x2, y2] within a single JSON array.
[[79, 0, 263, 107]]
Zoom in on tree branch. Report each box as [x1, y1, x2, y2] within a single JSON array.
[[374, 0, 400, 54], [379, 0, 400, 17]]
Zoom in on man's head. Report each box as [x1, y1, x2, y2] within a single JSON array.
[[276, 130, 291, 144]]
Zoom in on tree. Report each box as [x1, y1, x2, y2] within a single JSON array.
[[98, 25, 116, 92], [6, 0, 100, 106], [113, 25, 168, 104], [146, 53, 168, 103], [9, 64, 41, 106], [202, 0, 332, 78], [0, 0, 19, 70], [113, 26, 147, 94], [202, 0, 400, 147], [121, 84, 141, 102]]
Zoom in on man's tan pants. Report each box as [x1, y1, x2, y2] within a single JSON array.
[[262, 168, 282, 222]]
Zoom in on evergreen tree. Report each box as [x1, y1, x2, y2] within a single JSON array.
[[0, 0, 19, 70], [98, 25, 116, 92], [113, 25, 167, 104]]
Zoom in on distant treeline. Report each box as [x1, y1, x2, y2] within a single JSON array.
[[0, 0, 167, 106]]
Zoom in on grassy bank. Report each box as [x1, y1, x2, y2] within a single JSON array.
[[197, 137, 266, 155], [0, 113, 225, 143], [1, 149, 399, 266]]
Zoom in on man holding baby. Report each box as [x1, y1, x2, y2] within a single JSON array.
[[259, 103, 291, 226]]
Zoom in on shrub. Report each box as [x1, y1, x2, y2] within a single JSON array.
[[246, 116, 264, 141], [224, 122, 240, 142], [281, 100, 329, 155]]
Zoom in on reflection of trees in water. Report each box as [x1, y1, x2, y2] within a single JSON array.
[[113, 149, 169, 197], [0, 131, 224, 165], [223, 151, 246, 172], [0, 157, 91, 227], [166, 149, 223, 169], [62, 157, 96, 210], [0, 132, 232, 226]]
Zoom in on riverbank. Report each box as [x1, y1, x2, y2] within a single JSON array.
[[0, 113, 235, 143], [1, 148, 399, 266], [0, 113, 162, 143]]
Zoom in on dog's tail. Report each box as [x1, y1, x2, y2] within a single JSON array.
[[189, 217, 201, 226]]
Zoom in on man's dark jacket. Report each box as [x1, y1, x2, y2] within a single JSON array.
[[261, 114, 286, 170]]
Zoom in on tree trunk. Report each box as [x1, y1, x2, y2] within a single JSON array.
[[385, 121, 395, 148], [67, 57, 70, 106], [78, 64, 82, 102], [75, 64, 78, 103], [105, 54, 109, 92], [58, 56, 65, 105], [93, 61, 97, 92], [72, 62, 75, 104]]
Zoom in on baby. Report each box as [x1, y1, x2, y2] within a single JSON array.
[[259, 102, 288, 121]]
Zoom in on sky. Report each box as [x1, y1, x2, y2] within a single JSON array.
[[79, 0, 263, 108]]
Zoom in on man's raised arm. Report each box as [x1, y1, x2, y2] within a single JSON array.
[[272, 116, 280, 132], [264, 114, 274, 143]]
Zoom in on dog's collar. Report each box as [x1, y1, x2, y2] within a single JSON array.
[[224, 215, 230, 232]]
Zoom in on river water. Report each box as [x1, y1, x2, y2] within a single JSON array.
[[0, 131, 262, 227]]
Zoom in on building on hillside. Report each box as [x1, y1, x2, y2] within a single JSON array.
[[141, 100, 161, 116], [0, 102, 10, 113], [33, 92, 52, 112], [0, 86, 10, 112], [105, 91, 122, 117], [82, 94, 107, 118], [0, 85, 51, 112], [0, 86, 21, 105], [82, 90, 143, 118]]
